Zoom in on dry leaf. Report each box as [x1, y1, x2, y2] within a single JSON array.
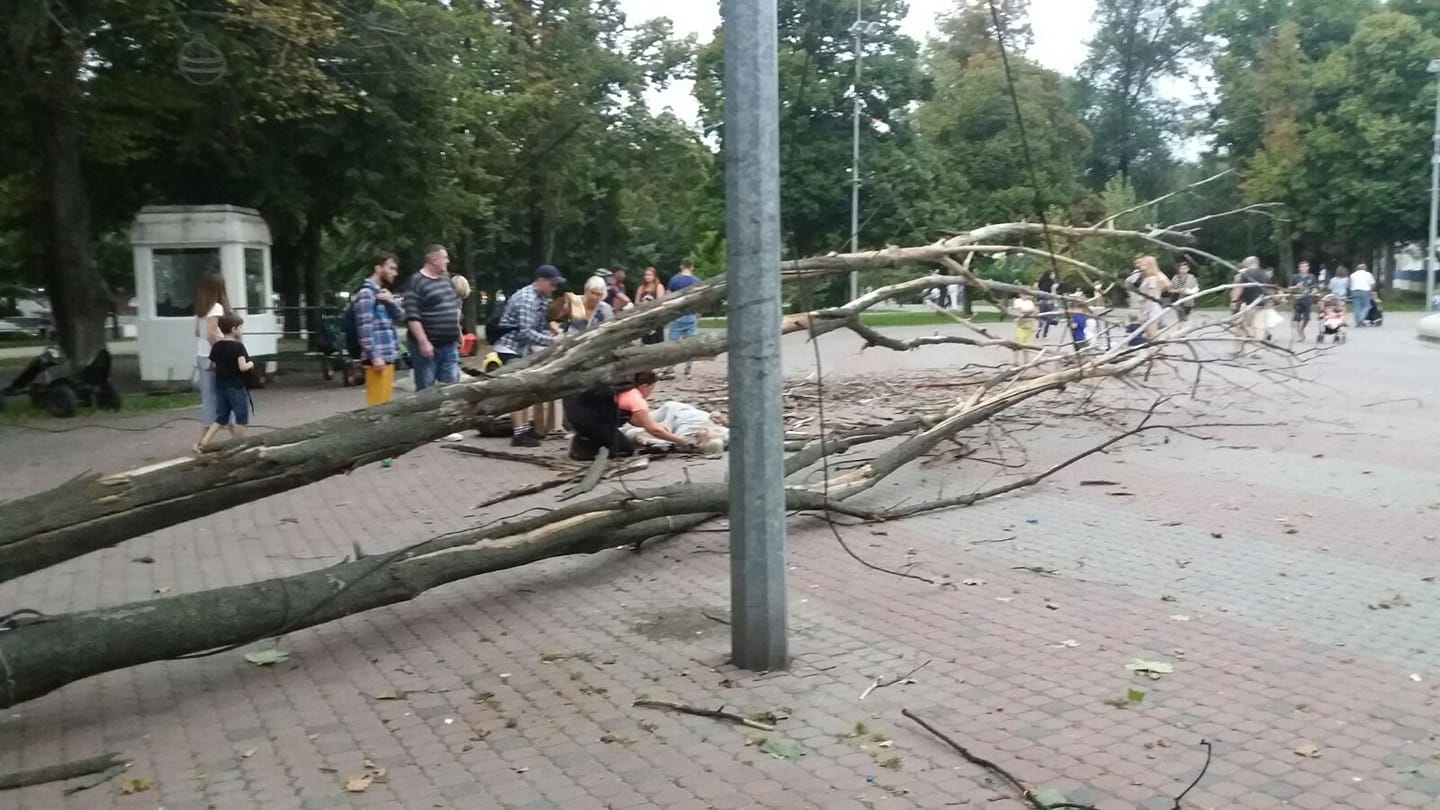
[[345, 773, 374, 792], [240, 748, 256, 759], [1294, 743, 1322, 758], [119, 777, 150, 794], [371, 688, 402, 700], [961, 578, 985, 586]]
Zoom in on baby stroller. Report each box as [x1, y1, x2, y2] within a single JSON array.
[[1316, 295, 1346, 344], [1362, 296, 1383, 327]]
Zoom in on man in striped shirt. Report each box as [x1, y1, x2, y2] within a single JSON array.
[[403, 244, 461, 390]]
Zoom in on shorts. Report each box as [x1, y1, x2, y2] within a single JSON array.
[[1014, 322, 1036, 344], [1293, 300, 1312, 322], [215, 385, 250, 426]]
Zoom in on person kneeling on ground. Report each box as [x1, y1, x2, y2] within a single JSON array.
[[563, 371, 691, 461]]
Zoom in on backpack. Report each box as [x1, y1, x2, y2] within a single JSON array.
[[341, 284, 371, 359], [484, 302, 516, 345]]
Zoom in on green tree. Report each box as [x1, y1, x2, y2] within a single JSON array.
[[919, 36, 1090, 225], [1295, 11, 1440, 253], [1078, 0, 1202, 196], [695, 0, 931, 260]]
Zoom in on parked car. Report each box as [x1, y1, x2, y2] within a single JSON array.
[[0, 286, 52, 340]]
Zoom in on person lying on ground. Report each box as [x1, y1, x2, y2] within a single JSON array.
[[620, 400, 729, 455]]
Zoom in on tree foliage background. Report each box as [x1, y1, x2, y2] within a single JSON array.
[[0, 0, 1437, 359]]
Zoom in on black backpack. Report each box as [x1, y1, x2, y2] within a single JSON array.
[[485, 301, 516, 345], [341, 284, 372, 359]]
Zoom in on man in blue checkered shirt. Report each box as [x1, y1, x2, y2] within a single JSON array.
[[354, 252, 401, 405], [493, 264, 565, 446]]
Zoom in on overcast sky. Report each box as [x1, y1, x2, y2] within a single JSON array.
[[620, 0, 1100, 121]]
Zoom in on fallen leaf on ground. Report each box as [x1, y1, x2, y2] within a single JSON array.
[[1170, 615, 1191, 622], [759, 738, 803, 761], [131, 556, 155, 564], [1294, 743, 1322, 758], [243, 647, 289, 666], [119, 778, 149, 794], [1126, 688, 1146, 703], [1126, 659, 1175, 676], [1031, 787, 1069, 807], [345, 773, 373, 792], [1368, 594, 1409, 610], [961, 578, 985, 586], [1410, 673, 1423, 683], [370, 688, 403, 700], [1044, 601, 1060, 610], [153, 586, 170, 594], [1052, 640, 1079, 648], [239, 748, 256, 759]]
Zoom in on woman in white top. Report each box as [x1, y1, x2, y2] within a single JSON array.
[[567, 276, 615, 336], [1134, 255, 1171, 338], [193, 269, 230, 450]]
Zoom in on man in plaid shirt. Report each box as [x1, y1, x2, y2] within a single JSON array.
[[355, 252, 401, 405], [494, 264, 565, 445]]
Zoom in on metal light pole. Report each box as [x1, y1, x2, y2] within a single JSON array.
[[848, 9, 882, 303], [1426, 58, 1440, 311], [723, 0, 788, 671]]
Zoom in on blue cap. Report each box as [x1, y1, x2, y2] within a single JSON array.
[[536, 265, 566, 284]]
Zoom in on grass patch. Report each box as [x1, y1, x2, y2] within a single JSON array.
[[0, 390, 199, 423], [699, 310, 1004, 329]]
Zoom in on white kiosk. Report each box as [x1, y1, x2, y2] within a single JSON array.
[[130, 205, 278, 384]]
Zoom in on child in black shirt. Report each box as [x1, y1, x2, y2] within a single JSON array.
[[198, 313, 254, 451]]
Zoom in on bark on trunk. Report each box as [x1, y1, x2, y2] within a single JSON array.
[[23, 72, 110, 370], [0, 286, 731, 582]]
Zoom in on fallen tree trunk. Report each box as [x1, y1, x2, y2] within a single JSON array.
[[1, 324, 1290, 711], [0, 214, 1257, 582]]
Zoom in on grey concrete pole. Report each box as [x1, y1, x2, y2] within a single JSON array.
[[723, 0, 788, 671], [1427, 60, 1440, 311]]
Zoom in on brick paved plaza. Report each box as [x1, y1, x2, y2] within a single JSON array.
[[2, 313, 1439, 809]]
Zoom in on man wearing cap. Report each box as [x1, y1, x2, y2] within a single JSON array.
[[494, 264, 566, 446]]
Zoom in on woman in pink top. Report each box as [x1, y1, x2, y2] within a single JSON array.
[[564, 371, 690, 460]]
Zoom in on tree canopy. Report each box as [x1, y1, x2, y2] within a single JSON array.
[[1, 0, 1438, 358]]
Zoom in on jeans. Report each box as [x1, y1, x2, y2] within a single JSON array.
[[214, 384, 250, 425], [668, 316, 698, 375], [1350, 291, 1372, 325], [196, 357, 218, 425], [409, 339, 459, 390]]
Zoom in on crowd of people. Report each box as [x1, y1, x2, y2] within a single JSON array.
[[1000, 254, 1388, 363], [348, 249, 715, 459]]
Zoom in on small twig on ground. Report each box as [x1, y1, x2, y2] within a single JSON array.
[[475, 473, 582, 509], [902, 709, 1094, 809], [970, 535, 1016, 546], [1362, 397, 1422, 409], [443, 444, 580, 472], [0, 752, 126, 792], [860, 659, 931, 700], [632, 699, 775, 731]]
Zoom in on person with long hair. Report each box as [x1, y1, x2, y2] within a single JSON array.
[[635, 266, 666, 344], [193, 268, 230, 451], [1134, 255, 1170, 338]]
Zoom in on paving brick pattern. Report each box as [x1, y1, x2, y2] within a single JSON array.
[[1, 313, 1438, 809]]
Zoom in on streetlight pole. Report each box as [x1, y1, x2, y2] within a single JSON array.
[[1426, 58, 1440, 311], [848, 9, 881, 304], [723, 0, 788, 672]]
